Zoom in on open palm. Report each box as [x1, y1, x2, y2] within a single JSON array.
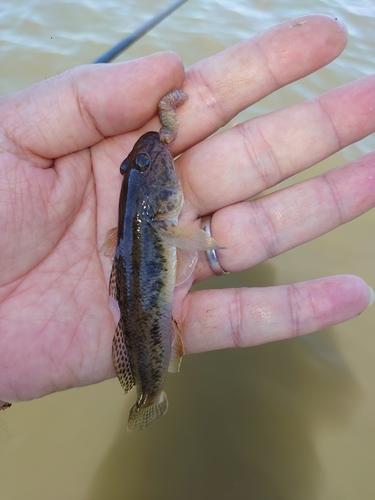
[[0, 15, 374, 403]]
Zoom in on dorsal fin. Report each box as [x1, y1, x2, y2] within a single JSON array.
[[112, 319, 135, 393]]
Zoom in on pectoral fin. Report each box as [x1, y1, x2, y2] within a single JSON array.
[[100, 227, 117, 259], [152, 221, 224, 252], [153, 221, 224, 286], [175, 248, 197, 286]]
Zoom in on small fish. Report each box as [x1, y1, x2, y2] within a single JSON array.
[[102, 91, 223, 431]]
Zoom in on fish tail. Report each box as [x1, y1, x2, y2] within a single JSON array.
[[127, 392, 168, 431]]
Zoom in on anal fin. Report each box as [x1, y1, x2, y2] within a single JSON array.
[[168, 319, 185, 373]]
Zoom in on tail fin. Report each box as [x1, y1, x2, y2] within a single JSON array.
[[127, 392, 168, 431]]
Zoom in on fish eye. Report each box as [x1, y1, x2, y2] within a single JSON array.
[[120, 158, 129, 175], [135, 153, 151, 172]]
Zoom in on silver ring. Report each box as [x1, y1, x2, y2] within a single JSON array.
[[201, 215, 228, 276]]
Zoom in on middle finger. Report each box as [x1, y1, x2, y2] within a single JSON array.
[[178, 75, 375, 217]]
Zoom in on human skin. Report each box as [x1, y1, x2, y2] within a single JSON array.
[[0, 15, 374, 403]]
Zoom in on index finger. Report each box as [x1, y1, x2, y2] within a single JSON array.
[[0, 51, 184, 162]]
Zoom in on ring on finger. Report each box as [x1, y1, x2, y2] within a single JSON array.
[[201, 215, 228, 276]]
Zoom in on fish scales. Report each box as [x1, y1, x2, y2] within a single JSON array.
[[118, 178, 175, 400]]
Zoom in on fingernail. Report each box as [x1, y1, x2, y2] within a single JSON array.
[[368, 286, 375, 307], [340, 20, 348, 35]]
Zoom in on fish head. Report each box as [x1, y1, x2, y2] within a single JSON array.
[[120, 131, 183, 220]]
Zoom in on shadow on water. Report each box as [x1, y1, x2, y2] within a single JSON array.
[[88, 263, 360, 500]]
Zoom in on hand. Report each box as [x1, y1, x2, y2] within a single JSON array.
[[0, 15, 373, 403]]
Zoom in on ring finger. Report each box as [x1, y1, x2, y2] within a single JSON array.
[[203, 151, 375, 279]]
